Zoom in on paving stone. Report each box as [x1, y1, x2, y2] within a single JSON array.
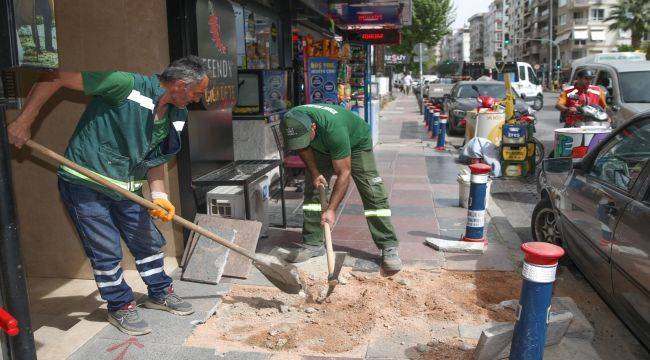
[[551, 297, 595, 342], [473, 311, 577, 360], [365, 329, 430, 359], [430, 322, 460, 338], [221, 350, 272, 359], [543, 337, 601, 360], [302, 356, 363, 360], [69, 338, 221, 360], [425, 237, 486, 254], [460, 322, 509, 340]]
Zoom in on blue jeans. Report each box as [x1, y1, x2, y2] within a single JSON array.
[[58, 179, 173, 311]]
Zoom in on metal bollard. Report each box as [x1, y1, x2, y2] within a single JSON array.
[[432, 109, 440, 139], [462, 163, 491, 243], [423, 101, 432, 126], [435, 114, 448, 150], [510, 242, 565, 360]]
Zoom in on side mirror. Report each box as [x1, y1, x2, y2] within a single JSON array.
[[520, 93, 527, 100]]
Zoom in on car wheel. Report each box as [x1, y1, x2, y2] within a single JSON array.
[[531, 95, 543, 111], [531, 198, 561, 245]]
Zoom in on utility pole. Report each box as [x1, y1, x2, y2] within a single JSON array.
[[549, 0, 553, 89], [418, 43, 423, 80]]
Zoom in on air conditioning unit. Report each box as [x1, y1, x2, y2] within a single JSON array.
[[206, 176, 270, 237]]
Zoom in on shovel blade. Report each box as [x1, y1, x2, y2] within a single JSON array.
[[253, 254, 304, 294]]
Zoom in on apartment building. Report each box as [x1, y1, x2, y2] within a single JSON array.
[[555, 0, 631, 75], [439, 27, 470, 63], [468, 13, 486, 62], [454, 26, 471, 62], [484, 0, 507, 66], [520, 0, 557, 67]]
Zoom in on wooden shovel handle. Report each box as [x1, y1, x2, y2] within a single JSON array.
[[25, 140, 257, 262], [318, 185, 335, 277]]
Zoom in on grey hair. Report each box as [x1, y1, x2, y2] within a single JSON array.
[[160, 56, 207, 86]]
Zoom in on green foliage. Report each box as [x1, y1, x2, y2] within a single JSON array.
[[606, 0, 650, 49], [389, 0, 454, 72], [617, 44, 636, 52]]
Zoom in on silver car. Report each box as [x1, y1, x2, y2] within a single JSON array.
[[533, 112, 650, 348]]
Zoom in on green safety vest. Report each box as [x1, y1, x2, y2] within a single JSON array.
[[58, 73, 188, 199]]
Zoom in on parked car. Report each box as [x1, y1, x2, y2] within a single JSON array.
[[443, 80, 532, 134], [532, 112, 650, 348], [569, 61, 650, 128], [427, 80, 455, 107]]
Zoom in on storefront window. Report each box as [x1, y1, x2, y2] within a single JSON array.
[[238, 5, 280, 70]]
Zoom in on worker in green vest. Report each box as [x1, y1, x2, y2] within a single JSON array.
[[8, 56, 209, 336], [281, 104, 402, 274]]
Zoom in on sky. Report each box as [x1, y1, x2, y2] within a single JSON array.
[[452, 0, 490, 30]]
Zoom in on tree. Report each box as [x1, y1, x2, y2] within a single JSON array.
[[606, 0, 650, 49], [389, 0, 454, 73]]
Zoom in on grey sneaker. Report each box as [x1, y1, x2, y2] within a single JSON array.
[[107, 302, 151, 336], [286, 244, 325, 263], [143, 287, 194, 316], [381, 247, 403, 274]]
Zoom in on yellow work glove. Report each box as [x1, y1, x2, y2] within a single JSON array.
[[149, 192, 175, 222]]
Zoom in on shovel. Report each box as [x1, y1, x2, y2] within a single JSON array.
[[24, 140, 304, 294], [318, 185, 339, 295]]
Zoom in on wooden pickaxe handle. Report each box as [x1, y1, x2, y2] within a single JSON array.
[[318, 185, 335, 278]]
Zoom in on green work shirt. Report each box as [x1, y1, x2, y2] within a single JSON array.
[[82, 72, 170, 146], [58, 71, 186, 199], [290, 104, 372, 159]]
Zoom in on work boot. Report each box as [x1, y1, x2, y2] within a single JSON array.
[[143, 286, 194, 316], [381, 247, 402, 274], [285, 244, 325, 263], [107, 302, 151, 336]]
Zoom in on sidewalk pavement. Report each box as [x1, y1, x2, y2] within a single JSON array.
[[67, 93, 587, 360]]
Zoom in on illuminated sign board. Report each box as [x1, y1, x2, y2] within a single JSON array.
[[349, 29, 401, 45]]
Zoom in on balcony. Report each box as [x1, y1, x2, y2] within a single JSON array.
[[569, 0, 590, 8], [558, 18, 588, 31]]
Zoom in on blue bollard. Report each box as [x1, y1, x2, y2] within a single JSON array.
[[432, 109, 440, 139], [462, 163, 491, 243], [435, 115, 448, 150], [510, 242, 565, 360]]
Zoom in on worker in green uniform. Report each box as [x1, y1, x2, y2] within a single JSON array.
[[8, 56, 208, 336], [281, 104, 402, 273]]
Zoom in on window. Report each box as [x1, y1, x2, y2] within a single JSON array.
[[618, 71, 650, 103], [559, 0, 567, 7], [559, 14, 567, 26], [574, 39, 587, 45], [528, 67, 540, 85], [594, 70, 613, 103], [519, 65, 527, 81], [591, 9, 605, 21], [589, 119, 650, 191]]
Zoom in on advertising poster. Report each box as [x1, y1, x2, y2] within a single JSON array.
[[14, 0, 59, 67], [306, 57, 338, 104]]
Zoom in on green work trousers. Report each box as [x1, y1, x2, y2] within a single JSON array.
[[302, 149, 398, 249]]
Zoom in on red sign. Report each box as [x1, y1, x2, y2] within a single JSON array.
[[349, 29, 401, 45], [357, 13, 383, 22]]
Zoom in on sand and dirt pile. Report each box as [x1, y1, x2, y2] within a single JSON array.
[[186, 268, 521, 357]]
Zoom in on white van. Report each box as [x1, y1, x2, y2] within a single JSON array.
[[494, 61, 544, 110]]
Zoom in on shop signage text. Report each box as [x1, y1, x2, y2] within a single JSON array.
[[348, 29, 401, 45], [195, 0, 238, 110], [384, 54, 408, 65]]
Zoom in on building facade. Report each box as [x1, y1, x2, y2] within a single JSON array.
[[468, 13, 486, 62], [484, 0, 506, 66], [555, 0, 631, 75]]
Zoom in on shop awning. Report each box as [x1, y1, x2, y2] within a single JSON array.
[[573, 29, 588, 40], [555, 32, 571, 43], [590, 30, 606, 41]]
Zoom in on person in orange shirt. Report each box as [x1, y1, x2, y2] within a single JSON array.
[[556, 69, 607, 127]]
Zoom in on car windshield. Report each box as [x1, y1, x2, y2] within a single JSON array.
[[618, 71, 650, 103], [456, 84, 507, 99]]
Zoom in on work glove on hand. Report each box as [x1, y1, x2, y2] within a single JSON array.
[[149, 192, 175, 222]]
